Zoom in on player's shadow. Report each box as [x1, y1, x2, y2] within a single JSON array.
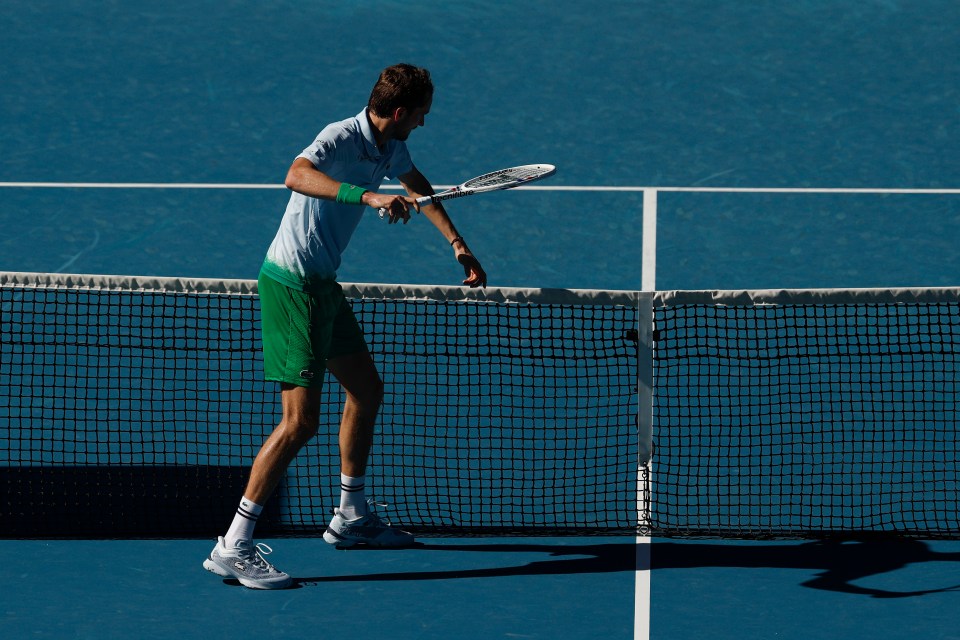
[[292, 540, 634, 588], [656, 538, 960, 598], [293, 538, 960, 598]]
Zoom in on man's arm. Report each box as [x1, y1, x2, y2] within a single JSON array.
[[284, 157, 416, 221], [399, 165, 487, 288]]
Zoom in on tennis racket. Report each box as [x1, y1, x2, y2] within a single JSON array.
[[377, 163, 556, 219]]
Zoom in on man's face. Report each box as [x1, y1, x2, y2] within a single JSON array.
[[394, 96, 432, 141]]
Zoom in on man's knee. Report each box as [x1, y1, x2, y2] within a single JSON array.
[[328, 353, 384, 411], [354, 372, 384, 411], [280, 384, 322, 442]]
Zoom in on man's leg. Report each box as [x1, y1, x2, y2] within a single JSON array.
[[326, 351, 383, 479], [322, 351, 413, 548], [325, 351, 382, 519], [202, 384, 319, 589], [244, 383, 323, 504]]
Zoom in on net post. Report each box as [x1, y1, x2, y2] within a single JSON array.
[[634, 291, 654, 640], [636, 292, 655, 528], [641, 189, 657, 291]]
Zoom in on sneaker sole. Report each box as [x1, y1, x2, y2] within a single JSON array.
[[203, 557, 231, 577], [323, 529, 355, 548], [323, 528, 415, 549], [203, 557, 293, 590]]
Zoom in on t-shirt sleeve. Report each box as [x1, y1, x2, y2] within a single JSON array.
[[298, 125, 351, 172]]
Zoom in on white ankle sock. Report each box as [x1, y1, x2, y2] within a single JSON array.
[[339, 474, 368, 519], [224, 497, 263, 548]]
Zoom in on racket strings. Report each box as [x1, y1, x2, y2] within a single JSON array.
[[463, 165, 554, 189]]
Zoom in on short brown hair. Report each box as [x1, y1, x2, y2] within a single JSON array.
[[368, 64, 434, 117]]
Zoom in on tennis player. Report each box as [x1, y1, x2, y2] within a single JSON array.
[[203, 63, 486, 589]]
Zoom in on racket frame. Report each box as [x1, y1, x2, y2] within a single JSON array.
[[378, 163, 556, 218]]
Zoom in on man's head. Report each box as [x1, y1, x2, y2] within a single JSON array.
[[368, 64, 433, 120]]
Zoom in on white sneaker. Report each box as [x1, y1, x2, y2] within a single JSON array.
[[203, 537, 292, 589], [323, 502, 415, 549]]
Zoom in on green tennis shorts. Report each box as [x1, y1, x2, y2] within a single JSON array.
[[257, 271, 368, 388]]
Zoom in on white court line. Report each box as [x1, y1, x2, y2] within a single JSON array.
[[0, 182, 290, 189], [0, 182, 642, 192], [635, 535, 651, 640], [1, 182, 958, 194]]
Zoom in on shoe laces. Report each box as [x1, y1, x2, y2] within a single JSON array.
[[236, 540, 279, 571], [351, 499, 392, 526]]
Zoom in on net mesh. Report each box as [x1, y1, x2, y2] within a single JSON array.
[[650, 290, 960, 538], [0, 273, 640, 537]]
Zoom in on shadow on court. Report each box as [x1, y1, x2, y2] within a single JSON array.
[[213, 538, 960, 598], [652, 538, 960, 598], [293, 542, 637, 585], [249, 540, 960, 598]]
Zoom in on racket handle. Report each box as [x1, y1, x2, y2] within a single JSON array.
[[377, 206, 421, 219]]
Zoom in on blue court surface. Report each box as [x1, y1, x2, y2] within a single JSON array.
[[3, 2, 960, 639], [6, 537, 960, 639]]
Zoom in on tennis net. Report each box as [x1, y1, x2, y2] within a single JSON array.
[[3, 272, 960, 539], [0, 271, 640, 537]]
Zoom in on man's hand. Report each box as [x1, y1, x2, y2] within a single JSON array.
[[363, 192, 419, 224], [456, 251, 487, 288]]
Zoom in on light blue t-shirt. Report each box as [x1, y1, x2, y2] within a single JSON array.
[[261, 108, 413, 288]]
